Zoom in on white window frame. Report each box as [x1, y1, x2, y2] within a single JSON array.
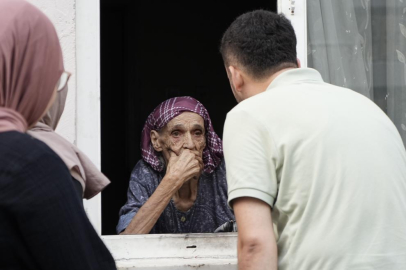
[[76, 0, 102, 234], [76, 0, 306, 268], [278, 0, 308, 67]]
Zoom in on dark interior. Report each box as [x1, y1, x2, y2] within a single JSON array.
[[100, 0, 277, 235]]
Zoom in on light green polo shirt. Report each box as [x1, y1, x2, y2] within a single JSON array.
[[224, 68, 406, 269]]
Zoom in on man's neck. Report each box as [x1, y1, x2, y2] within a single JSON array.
[[243, 67, 297, 100]]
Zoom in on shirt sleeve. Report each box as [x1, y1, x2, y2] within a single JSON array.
[[223, 109, 279, 208], [11, 150, 116, 270], [116, 162, 152, 234]]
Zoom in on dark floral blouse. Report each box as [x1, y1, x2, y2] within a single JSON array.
[[117, 159, 234, 234]]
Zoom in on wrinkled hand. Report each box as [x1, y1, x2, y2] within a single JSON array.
[[165, 149, 203, 186]]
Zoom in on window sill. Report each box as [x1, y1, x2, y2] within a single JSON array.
[[102, 233, 237, 270]]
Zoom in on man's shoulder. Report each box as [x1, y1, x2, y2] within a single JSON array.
[[226, 92, 277, 132], [228, 93, 268, 118]]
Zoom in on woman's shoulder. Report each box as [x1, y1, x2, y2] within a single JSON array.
[[0, 131, 61, 167], [129, 159, 161, 185], [0, 131, 70, 186], [208, 157, 226, 179], [132, 159, 157, 173], [201, 158, 227, 186], [215, 157, 226, 173]]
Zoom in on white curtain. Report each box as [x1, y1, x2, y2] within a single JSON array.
[[307, 0, 406, 146]]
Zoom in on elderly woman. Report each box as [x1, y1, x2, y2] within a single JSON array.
[[117, 97, 234, 234]]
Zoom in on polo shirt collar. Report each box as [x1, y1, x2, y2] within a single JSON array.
[[266, 68, 324, 91]]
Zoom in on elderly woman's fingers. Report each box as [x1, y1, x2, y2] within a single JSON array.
[[165, 148, 205, 185], [195, 156, 204, 171], [169, 151, 178, 159], [166, 151, 178, 167]]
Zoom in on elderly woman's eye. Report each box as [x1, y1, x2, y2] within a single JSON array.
[[172, 131, 181, 137]]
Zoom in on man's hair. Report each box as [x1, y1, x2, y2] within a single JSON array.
[[220, 10, 298, 80]]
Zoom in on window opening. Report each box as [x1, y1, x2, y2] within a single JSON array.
[[100, 0, 277, 235]]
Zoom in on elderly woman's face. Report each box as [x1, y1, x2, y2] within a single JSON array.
[[151, 112, 206, 164]]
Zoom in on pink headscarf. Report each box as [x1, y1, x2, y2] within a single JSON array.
[[0, 0, 63, 133], [29, 85, 111, 199], [141, 96, 223, 174]]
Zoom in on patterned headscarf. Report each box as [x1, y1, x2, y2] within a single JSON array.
[[141, 96, 223, 174]]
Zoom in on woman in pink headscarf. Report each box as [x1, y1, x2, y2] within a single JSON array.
[[28, 82, 111, 201], [0, 1, 115, 269]]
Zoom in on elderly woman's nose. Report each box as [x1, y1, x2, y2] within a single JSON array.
[[183, 132, 195, 149]]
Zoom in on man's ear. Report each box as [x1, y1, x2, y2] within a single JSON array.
[[150, 130, 163, 152], [228, 65, 245, 93], [297, 58, 301, 68]]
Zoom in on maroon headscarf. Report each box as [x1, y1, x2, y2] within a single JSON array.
[[0, 0, 63, 133], [141, 96, 223, 174]]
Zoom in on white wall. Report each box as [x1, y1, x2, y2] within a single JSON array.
[[28, 0, 76, 144], [28, 0, 103, 233]]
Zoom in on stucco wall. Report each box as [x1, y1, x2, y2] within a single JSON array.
[[28, 0, 76, 144], [28, 0, 103, 234]]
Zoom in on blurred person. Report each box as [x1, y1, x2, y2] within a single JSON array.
[[117, 96, 234, 234], [28, 78, 110, 202], [0, 1, 116, 269], [221, 10, 406, 270]]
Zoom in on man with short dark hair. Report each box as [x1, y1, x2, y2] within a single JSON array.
[[221, 10, 406, 270]]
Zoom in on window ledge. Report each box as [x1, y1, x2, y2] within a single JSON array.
[[102, 233, 237, 269]]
